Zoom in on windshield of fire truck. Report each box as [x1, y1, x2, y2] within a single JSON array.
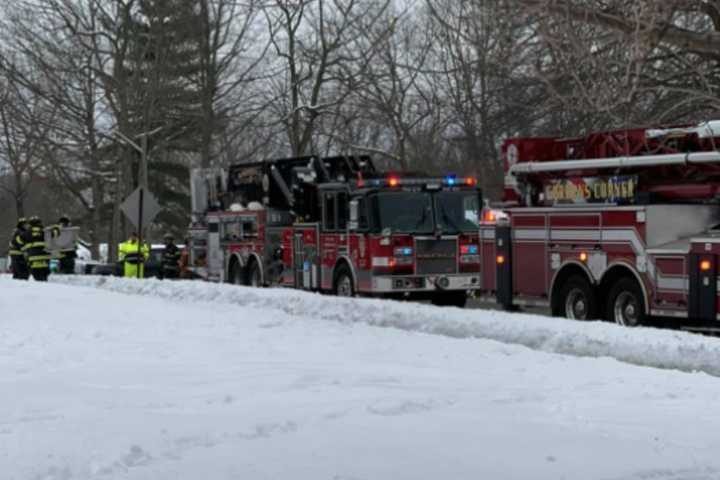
[[435, 191, 481, 233], [370, 192, 434, 234]]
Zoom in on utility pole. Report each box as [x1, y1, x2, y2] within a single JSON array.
[[115, 128, 160, 278]]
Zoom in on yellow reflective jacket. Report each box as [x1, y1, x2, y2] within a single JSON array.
[[8, 229, 25, 256], [22, 226, 50, 268], [118, 240, 149, 265]]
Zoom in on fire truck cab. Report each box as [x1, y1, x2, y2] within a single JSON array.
[[487, 121, 720, 329], [189, 155, 483, 307]]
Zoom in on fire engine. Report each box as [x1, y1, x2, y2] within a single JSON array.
[[188, 155, 483, 307], [485, 120, 720, 329]]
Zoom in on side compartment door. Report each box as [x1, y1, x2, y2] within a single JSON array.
[[293, 226, 320, 290], [689, 249, 717, 322], [207, 217, 223, 282], [293, 231, 305, 289], [512, 214, 548, 297]]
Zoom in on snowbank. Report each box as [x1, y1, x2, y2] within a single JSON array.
[[9, 277, 720, 479], [54, 275, 720, 377]]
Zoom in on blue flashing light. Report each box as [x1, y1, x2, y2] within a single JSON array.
[[394, 247, 413, 256], [445, 175, 456, 185]]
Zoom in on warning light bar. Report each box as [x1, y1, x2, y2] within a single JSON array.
[[366, 175, 479, 188], [460, 245, 479, 255]]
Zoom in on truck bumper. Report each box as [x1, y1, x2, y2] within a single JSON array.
[[370, 274, 480, 293]]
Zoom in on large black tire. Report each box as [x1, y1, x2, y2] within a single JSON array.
[[555, 275, 597, 320], [229, 261, 243, 285], [246, 260, 262, 287], [333, 265, 355, 297], [431, 291, 468, 308], [606, 277, 646, 327]]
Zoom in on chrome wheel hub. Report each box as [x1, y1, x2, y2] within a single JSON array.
[[565, 288, 588, 320], [614, 292, 639, 326], [337, 276, 353, 297]]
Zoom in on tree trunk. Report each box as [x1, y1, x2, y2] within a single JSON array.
[[13, 174, 25, 217]]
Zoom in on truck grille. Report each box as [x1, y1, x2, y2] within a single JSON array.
[[415, 239, 457, 275]]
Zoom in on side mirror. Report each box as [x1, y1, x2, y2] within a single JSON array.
[[348, 200, 359, 230]]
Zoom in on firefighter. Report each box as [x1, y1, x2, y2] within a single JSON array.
[[179, 237, 190, 279], [50, 215, 77, 274], [118, 232, 149, 278], [8, 217, 30, 280], [159, 233, 181, 279], [22, 216, 51, 281]]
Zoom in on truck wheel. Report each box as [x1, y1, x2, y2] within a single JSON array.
[[431, 291, 467, 308], [230, 262, 243, 285], [606, 278, 645, 327], [247, 261, 262, 287], [333, 266, 355, 297], [557, 275, 597, 320]]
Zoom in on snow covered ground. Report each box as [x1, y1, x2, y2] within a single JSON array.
[[4, 277, 720, 479]]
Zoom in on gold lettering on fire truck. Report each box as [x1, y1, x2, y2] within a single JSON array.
[[544, 176, 636, 204]]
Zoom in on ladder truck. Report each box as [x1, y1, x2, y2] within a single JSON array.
[[188, 155, 483, 307], [483, 120, 720, 329]]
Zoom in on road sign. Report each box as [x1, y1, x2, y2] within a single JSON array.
[[120, 186, 162, 229]]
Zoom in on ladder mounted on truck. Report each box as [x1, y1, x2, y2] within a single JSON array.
[[503, 120, 720, 205], [225, 155, 376, 221]]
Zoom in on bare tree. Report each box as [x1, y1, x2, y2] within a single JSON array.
[[1, 0, 118, 253], [516, 0, 720, 57], [340, 3, 440, 171], [513, 0, 720, 129], [262, 0, 393, 156], [196, 0, 269, 168], [425, 0, 544, 198], [0, 59, 57, 218]]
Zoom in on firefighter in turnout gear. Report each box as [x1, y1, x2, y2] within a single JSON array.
[[118, 232, 149, 278], [50, 216, 77, 274], [159, 233, 181, 279], [8, 217, 30, 280], [22, 216, 51, 281]]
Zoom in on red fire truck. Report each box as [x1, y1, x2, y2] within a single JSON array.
[[484, 120, 720, 328], [188, 155, 482, 307]]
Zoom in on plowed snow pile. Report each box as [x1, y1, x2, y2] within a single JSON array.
[[2, 276, 720, 480], [56, 275, 720, 377]]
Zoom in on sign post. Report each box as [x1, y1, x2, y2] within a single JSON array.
[[120, 186, 161, 278]]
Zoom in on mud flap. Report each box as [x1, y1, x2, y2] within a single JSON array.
[[495, 225, 513, 310], [688, 254, 716, 322]]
